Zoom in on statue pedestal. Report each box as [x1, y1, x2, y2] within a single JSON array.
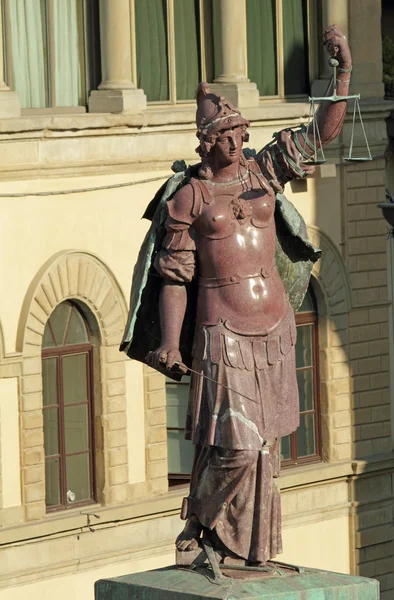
[[95, 565, 379, 599]]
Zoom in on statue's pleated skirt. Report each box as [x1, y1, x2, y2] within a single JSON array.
[[186, 306, 299, 449]]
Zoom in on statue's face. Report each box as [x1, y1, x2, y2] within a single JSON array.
[[213, 127, 243, 165]]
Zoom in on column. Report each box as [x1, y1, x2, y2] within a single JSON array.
[[312, 0, 349, 96], [209, 0, 259, 108], [0, 0, 20, 118], [89, 0, 146, 114]]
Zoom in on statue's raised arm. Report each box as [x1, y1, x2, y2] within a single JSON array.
[[307, 25, 353, 148], [256, 25, 352, 192]]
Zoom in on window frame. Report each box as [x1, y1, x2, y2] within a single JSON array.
[[42, 303, 96, 512], [2, 0, 100, 114], [281, 300, 322, 468], [166, 375, 192, 483], [247, 0, 319, 101]]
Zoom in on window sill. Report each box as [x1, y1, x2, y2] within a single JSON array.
[[0, 101, 310, 136], [279, 460, 352, 491]]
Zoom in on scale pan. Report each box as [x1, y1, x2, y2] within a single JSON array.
[[302, 160, 327, 166], [343, 157, 373, 163]]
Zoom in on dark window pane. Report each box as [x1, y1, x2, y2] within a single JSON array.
[[211, 0, 222, 80], [283, 0, 309, 95], [49, 303, 71, 346], [45, 457, 61, 506], [166, 383, 189, 428], [42, 324, 56, 348], [64, 404, 89, 454], [280, 435, 291, 461], [247, 0, 277, 96], [44, 407, 59, 456], [297, 289, 315, 313], [65, 308, 88, 345], [167, 431, 194, 474], [42, 358, 58, 407], [85, 0, 102, 97], [296, 369, 314, 413], [63, 354, 88, 405], [136, 0, 169, 101], [296, 413, 316, 457], [296, 325, 313, 368], [66, 453, 91, 503], [174, 0, 200, 100]]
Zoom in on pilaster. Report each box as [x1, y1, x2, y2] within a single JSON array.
[[210, 0, 259, 108], [348, 0, 385, 99], [311, 0, 349, 97], [0, 0, 20, 118], [89, 0, 146, 114]]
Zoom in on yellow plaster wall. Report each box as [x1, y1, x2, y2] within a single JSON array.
[[281, 516, 350, 574], [0, 550, 174, 600], [0, 171, 169, 355], [0, 378, 21, 509]]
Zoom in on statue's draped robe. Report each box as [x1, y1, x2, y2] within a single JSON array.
[[120, 131, 321, 563]]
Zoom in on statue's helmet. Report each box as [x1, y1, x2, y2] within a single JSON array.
[[195, 82, 250, 157]]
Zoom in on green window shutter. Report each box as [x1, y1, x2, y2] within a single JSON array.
[[283, 0, 309, 95], [135, 0, 169, 101], [174, 0, 200, 101], [246, 0, 277, 96]]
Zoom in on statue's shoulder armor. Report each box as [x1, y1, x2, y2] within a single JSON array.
[[167, 176, 209, 223]]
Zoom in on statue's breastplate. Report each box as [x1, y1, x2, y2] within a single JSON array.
[[189, 171, 288, 334], [192, 172, 276, 241]]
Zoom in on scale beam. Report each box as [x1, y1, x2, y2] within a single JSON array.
[[310, 93, 360, 102]]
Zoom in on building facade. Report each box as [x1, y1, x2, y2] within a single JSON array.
[[0, 0, 393, 598]]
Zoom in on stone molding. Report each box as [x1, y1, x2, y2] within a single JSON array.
[[308, 226, 352, 317], [0, 99, 391, 136], [308, 226, 352, 463], [17, 250, 132, 520], [0, 100, 391, 180]]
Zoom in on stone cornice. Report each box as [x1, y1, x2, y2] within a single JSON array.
[[0, 99, 391, 180]]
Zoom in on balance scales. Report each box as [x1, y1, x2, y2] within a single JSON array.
[[303, 58, 373, 165]]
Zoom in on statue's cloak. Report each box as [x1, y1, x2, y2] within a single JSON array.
[[119, 165, 321, 380]]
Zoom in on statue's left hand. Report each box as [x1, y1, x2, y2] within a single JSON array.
[[323, 25, 352, 68]]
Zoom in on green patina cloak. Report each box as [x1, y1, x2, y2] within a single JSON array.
[[119, 166, 321, 380]]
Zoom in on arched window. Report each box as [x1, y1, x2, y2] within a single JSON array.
[[42, 301, 96, 511], [281, 286, 321, 465]]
